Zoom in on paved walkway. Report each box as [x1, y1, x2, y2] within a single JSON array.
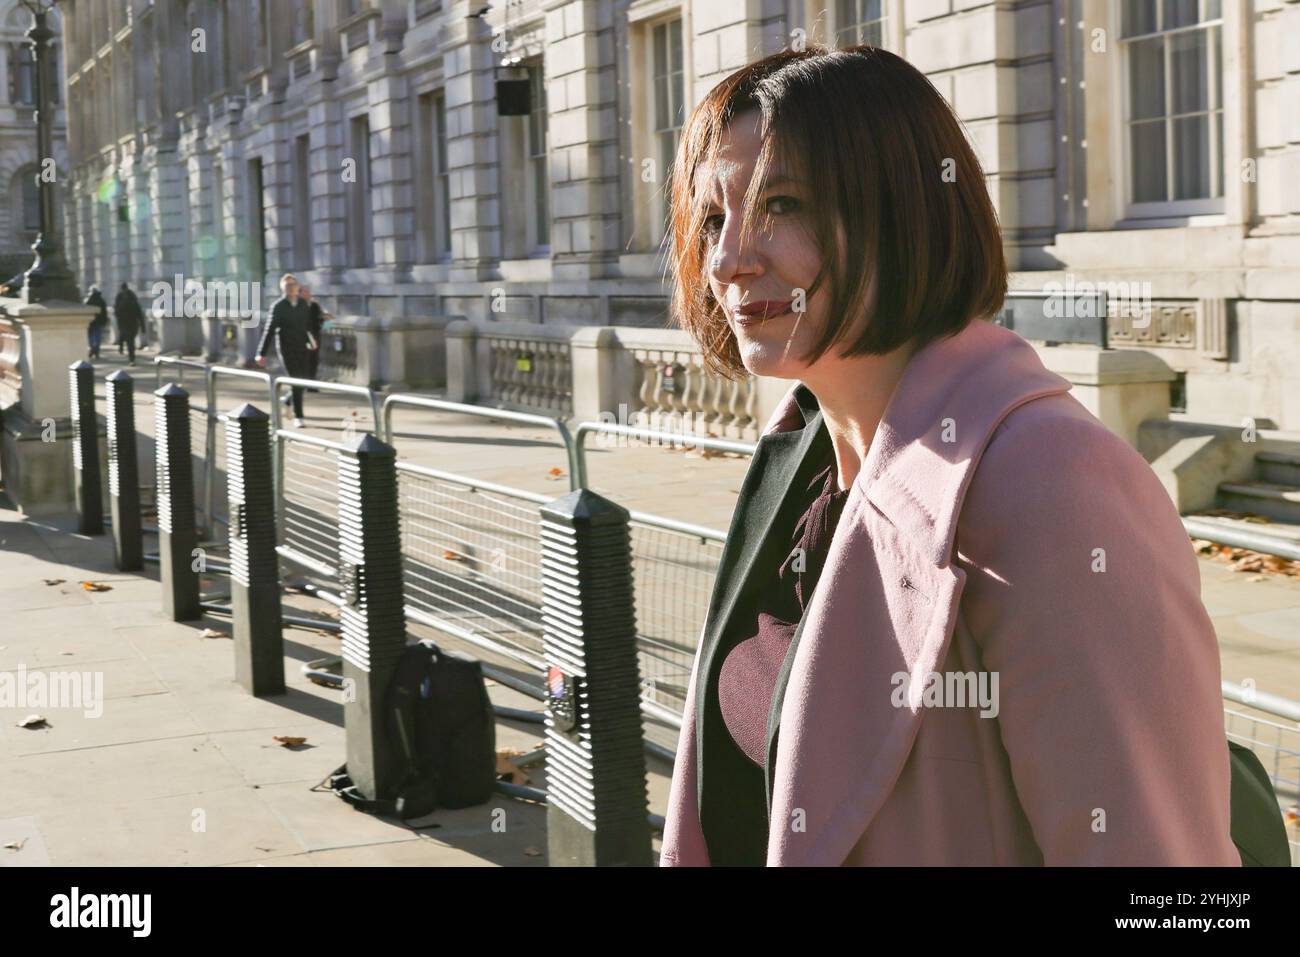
[[0, 502, 674, 866]]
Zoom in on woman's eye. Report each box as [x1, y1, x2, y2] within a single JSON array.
[[766, 195, 801, 216], [702, 213, 725, 237]]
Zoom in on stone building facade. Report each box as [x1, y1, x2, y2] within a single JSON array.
[[0, 0, 67, 281], [59, 1, 1300, 429]]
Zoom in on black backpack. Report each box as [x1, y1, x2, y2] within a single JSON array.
[[329, 640, 497, 820]]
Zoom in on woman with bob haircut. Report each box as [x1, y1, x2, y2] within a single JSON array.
[[659, 46, 1238, 867]]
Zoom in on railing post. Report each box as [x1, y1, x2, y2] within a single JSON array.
[[105, 370, 142, 570], [68, 360, 102, 536], [540, 489, 651, 866], [338, 433, 408, 803], [226, 403, 283, 696], [155, 383, 201, 621]]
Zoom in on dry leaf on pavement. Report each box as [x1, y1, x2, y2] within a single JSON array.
[[80, 581, 112, 592], [17, 715, 48, 729], [272, 736, 308, 748]]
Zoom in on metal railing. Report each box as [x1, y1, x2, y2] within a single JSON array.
[[381, 392, 580, 490], [396, 460, 551, 671], [277, 428, 346, 594], [571, 420, 757, 490], [1222, 681, 1300, 866]]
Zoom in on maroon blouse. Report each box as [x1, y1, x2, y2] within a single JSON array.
[[717, 452, 852, 767]]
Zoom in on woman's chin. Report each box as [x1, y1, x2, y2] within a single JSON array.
[[738, 342, 805, 380]]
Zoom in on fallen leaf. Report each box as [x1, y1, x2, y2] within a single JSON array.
[[17, 714, 48, 729], [43, 578, 65, 586], [443, 549, 467, 561], [199, 628, 229, 640], [3, 839, 26, 852], [80, 581, 112, 592], [495, 749, 531, 785], [523, 846, 542, 857], [544, 467, 565, 481], [273, 735, 307, 748]]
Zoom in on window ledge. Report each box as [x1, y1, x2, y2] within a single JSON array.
[[1113, 214, 1228, 230]]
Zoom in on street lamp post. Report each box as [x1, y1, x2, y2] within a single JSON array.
[[19, 0, 79, 304]]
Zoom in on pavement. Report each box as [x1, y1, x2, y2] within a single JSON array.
[[0, 345, 1296, 866]]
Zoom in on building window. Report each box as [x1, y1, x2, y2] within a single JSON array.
[[248, 157, 267, 279], [292, 0, 315, 45], [10, 43, 35, 105], [212, 159, 225, 273], [652, 18, 684, 230], [1120, 0, 1223, 211], [293, 134, 313, 269], [416, 90, 450, 262], [22, 168, 40, 232], [412, 0, 442, 22], [835, 0, 886, 47], [347, 114, 374, 267], [527, 63, 550, 251]]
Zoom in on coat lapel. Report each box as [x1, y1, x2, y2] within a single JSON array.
[[759, 321, 1074, 865], [693, 384, 828, 838]]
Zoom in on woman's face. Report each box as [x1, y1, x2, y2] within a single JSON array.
[[700, 110, 828, 379]]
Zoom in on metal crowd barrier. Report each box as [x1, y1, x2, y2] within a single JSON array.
[[381, 392, 580, 490], [1222, 681, 1300, 865], [139, 359, 1300, 812]]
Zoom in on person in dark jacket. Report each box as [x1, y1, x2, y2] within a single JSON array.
[[112, 283, 144, 365], [255, 273, 314, 426], [84, 286, 109, 359], [298, 284, 325, 385]]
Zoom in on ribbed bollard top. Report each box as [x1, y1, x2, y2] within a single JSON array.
[[154, 383, 194, 536], [225, 403, 276, 590], [337, 433, 407, 674], [68, 360, 97, 473], [538, 488, 649, 840], [105, 370, 136, 499]]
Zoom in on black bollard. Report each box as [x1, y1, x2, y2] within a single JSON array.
[[225, 403, 283, 695], [338, 433, 409, 803], [155, 383, 201, 621], [105, 371, 142, 570], [69, 360, 103, 536], [540, 489, 652, 866]]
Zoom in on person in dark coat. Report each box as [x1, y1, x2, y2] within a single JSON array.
[[255, 273, 314, 426], [298, 284, 325, 385], [84, 286, 109, 360], [112, 282, 144, 365]]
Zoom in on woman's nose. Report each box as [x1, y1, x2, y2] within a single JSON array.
[[709, 217, 763, 284]]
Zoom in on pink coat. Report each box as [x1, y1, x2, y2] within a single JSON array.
[[660, 319, 1239, 866]]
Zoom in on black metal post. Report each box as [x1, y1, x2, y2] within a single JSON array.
[[226, 403, 283, 696], [19, 6, 79, 304], [105, 370, 142, 569], [540, 489, 652, 866], [338, 433, 409, 802], [69, 360, 102, 535], [155, 382, 201, 621]]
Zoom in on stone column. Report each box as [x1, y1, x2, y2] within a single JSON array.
[[0, 299, 101, 515], [443, 0, 501, 282], [367, 69, 415, 283], [543, 0, 620, 281]]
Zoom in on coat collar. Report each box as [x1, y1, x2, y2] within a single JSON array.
[[694, 319, 1074, 865], [764, 320, 1074, 567]]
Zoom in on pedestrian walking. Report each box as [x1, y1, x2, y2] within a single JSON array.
[[298, 284, 325, 386], [84, 286, 109, 360], [659, 46, 1238, 867], [255, 273, 313, 427], [112, 282, 144, 365]]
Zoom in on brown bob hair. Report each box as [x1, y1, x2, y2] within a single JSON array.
[[669, 46, 1007, 379]]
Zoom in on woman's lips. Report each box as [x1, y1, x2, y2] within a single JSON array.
[[732, 300, 794, 326]]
